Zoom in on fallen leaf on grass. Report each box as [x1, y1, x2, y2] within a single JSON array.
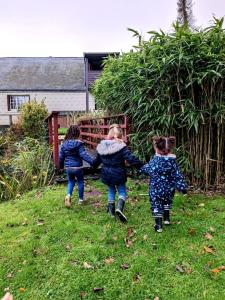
[[92, 201, 101, 208], [176, 264, 185, 273], [152, 243, 157, 250], [188, 228, 196, 236], [129, 199, 138, 207], [143, 234, 148, 241], [19, 288, 26, 293], [104, 257, 114, 265], [209, 227, 215, 232], [133, 272, 141, 283], [32, 248, 41, 257], [36, 219, 44, 226], [127, 227, 135, 238], [205, 232, 213, 240], [65, 244, 72, 251], [157, 256, 167, 263], [176, 263, 192, 274], [125, 238, 133, 248], [93, 287, 104, 293], [120, 263, 129, 269], [35, 191, 42, 199], [198, 203, 205, 207], [204, 261, 213, 272], [83, 262, 94, 269], [70, 259, 79, 266], [104, 223, 111, 229], [172, 221, 181, 225], [21, 219, 28, 226], [211, 266, 225, 274], [6, 223, 17, 228], [211, 268, 220, 274], [6, 273, 13, 279], [80, 291, 86, 298], [204, 246, 215, 254]]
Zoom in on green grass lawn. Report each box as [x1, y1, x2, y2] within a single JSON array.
[[0, 179, 225, 300]]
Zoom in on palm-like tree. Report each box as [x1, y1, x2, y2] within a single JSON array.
[[177, 0, 195, 28]]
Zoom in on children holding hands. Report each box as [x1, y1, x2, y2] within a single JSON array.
[[60, 123, 187, 232]]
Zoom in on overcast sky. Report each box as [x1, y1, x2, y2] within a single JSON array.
[[0, 0, 224, 57]]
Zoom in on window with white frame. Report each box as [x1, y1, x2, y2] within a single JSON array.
[[7, 95, 30, 111]]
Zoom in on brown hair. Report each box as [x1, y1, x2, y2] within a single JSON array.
[[153, 136, 176, 155], [64, 125, 80, 140]]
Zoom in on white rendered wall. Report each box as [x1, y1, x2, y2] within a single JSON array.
[[0, 91, 95, 125]]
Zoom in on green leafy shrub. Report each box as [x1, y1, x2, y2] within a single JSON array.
[[0, 138, 54, 201], [20, 100, 48, 140], [92, 18, 225, 189]]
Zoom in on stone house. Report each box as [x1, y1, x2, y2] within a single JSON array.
[[0, 52, 118, 127]]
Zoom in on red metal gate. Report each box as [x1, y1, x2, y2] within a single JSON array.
[[46, 112, 129, 167], [79, 114, 129, 148]]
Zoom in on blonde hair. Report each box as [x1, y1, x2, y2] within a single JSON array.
[[107, 124, 123, 140]]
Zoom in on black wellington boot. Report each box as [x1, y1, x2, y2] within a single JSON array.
[[154, 217, 163, 232], [107, 202, 115, 217], [115, 198, 127, 223], [163, 210, 170, 225]]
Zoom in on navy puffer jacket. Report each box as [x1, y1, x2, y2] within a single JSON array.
[[59, 139, 94, 169], [94, 139, 143, 186]]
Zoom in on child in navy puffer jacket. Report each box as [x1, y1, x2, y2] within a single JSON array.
[[141, 136, 187, 232], [59, 125, 94, 208], [94, 124, 143, 222]]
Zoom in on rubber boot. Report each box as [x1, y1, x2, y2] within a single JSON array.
[[107, 202, 115, 217], [115, 198, 127, 223], [154, 217, 163, 232], [163, 210, 170, 225]]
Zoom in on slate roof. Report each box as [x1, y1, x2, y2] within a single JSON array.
[[0, 57, 85, 91]]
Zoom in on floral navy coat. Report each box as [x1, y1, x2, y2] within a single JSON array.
[[141, 154, 187, 216]]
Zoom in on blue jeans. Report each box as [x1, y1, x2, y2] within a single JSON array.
[[66, 169, 84, 200], [108, 184, 126, 203]]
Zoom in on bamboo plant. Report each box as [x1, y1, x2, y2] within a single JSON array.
[[92, 18, 225, 189]]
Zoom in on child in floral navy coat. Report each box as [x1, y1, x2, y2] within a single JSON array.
[[59, 125, 95, 208], [141, 136, 187, 232], [94, 124, 143, 222]]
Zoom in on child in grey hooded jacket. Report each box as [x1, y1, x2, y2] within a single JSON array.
[[94, 124, 143, 222]]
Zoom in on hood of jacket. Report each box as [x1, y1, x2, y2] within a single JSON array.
[[62, 139, 83, 151], [97, 139, 126, 156], [152, 154, 177, 175]]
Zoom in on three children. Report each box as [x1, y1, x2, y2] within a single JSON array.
[[60, 124, 187, 232]]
